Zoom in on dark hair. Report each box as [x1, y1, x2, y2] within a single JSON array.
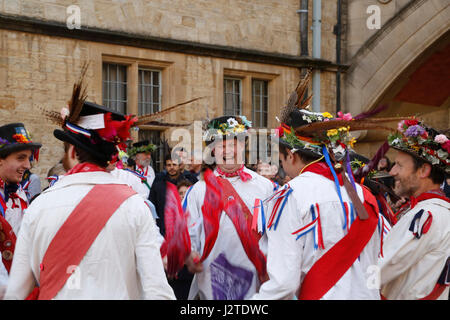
[[411, 156, 445, 185], [177, 179, 193, 189], [75, 147, 109, 167], [279, 143, 321, 164], [63, 141, 111, 168], [164, 153, 174, 164]]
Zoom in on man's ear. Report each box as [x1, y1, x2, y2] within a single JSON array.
[[70, 145, 77, 161], [418, 162, 432, 179]]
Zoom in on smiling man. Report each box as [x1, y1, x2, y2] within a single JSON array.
[[379, 119, 450, 300], [0, 122, 41, 299], [183, 115, 274, 300]]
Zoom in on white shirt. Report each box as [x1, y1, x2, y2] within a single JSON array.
[[379, 197, 450, 300], [183, 167, 274, 300], [252, 172, 382, 300], [110, 168, 150, 199], [4, 171, 175, 300], [0, 185, 28, 289]]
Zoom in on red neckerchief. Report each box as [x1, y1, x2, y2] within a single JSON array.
[[409, 189, 449, 209], [395, 189, 449, 222], [216, 165, 252, 182], [0, 177, 25, 210], [300, 162, 344, 185], [66, 163, 106, 175]]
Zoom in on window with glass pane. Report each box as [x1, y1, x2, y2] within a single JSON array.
[[138, 129, 163, 172], [102, 63, 127, 113], [138, 69, 161, 116], [252, 79, 268, 127], [223, 78, 242, 115]]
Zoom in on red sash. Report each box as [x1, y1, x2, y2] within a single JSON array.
[[217, 177, 268, 283], [29, 184, 136, 300], [0, 214, 16, 273], [297, 163, 380, 300]]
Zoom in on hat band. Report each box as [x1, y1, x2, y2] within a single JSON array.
[[65, 122, 92, 138]]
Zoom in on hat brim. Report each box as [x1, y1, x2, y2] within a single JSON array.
[[0, 142, 41, 157], [53, 129, 112, 162]]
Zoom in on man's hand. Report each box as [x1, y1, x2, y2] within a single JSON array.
[[185, 251, 203, 274]]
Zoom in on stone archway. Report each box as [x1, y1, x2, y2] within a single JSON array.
[[345, 0, 450, 116]]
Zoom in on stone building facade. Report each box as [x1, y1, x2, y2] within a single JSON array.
[[0, 0, 448, 182]]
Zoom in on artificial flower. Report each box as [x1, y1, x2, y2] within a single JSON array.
[[434, 134, 449, 144]]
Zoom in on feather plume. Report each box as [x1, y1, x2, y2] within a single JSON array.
[[138, 121, 191, 127], [280, 69, 312, 123], [161, 182, 192, 278], [200, 169, 223, 262], [353, 104, 388, 120], [136, 96, 206, 125], [38, 107, 64, 126], [67, 63, 89, 124]]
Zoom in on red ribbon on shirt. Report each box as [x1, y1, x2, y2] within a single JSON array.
[[296, 162, 379, 300]]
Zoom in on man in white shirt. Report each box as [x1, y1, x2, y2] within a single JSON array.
[[0, 123, 41, 299], [251, 109, 383, 300], [379, 119, 449, 300], [183, 115, 274, 300], [129, 140, 156, 187], [4, 99, 175, 300]]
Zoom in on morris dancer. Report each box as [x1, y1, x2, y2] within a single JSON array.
[[4, 76, 174, 300], [183, 115, 274, 300], [379, 118, 449, 300], [128, 140, 156, 187], [0, 123, 41, 299], [252, 71, 392, 299]]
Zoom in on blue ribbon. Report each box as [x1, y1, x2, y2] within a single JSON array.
[[322, 145, 348, 230]]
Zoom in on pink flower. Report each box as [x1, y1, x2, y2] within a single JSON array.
[[337, 111, 352, 121], [397, 120, 405, 132], [434, 134, 449, 144]]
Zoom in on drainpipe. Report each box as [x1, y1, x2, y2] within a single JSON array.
[[312, 0, 321, 112], [335, 0, 342, 113]]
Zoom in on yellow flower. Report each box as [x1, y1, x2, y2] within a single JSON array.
[[235, 126, 245, 133], [322, 112, 333, 118], [349, 137, 357, 148], [338, 126, 349, 132], [327, 129, 338, 137]]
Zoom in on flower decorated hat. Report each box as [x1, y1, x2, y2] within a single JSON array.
[[203, 115, 252, 145], [127, 140, 156, 158], [388, 118, 450, 175], [0, 123, 41, 159], [275, 69, 399, 163]]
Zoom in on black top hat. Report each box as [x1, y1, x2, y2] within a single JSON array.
[[53, 101, 132, 163], [132, 140, 150, 148], [0, 123, 42, 158]]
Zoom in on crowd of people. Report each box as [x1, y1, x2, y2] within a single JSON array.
[[0, 72, 449, 301]]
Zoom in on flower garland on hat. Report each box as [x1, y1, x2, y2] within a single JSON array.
[[388, 117, 449, 174], [203, 115, 252, 142]]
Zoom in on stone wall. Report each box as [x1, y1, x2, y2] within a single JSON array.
[[0, 0, 304, 56], [0, 28, 301, 184]]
